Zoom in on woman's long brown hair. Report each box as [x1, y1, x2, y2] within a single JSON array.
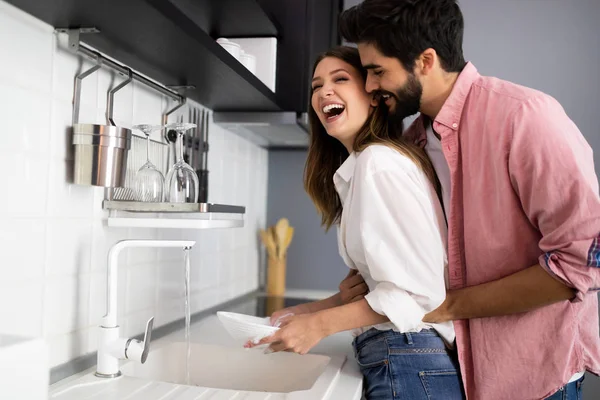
[[304, 46, 440, 230]]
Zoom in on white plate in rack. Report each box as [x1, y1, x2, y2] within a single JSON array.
[[216, 311, 279, 342]]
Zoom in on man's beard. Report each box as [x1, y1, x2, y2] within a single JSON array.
[[381, 73, 423, 131]]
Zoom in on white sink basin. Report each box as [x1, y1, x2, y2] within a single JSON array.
[[121, 342, 337, 394]]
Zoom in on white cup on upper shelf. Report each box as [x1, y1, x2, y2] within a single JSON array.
[[240, 50, 257, 74], [216, 38, 241, 61], [227, 37, 277, 92]]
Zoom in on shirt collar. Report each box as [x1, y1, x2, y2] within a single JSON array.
[[434, 62, 480, 132], [403, 62, 480, 145], [333, 152, 357, 201]]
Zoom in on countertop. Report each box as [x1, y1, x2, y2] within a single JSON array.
[[48, 295, 363, 399]]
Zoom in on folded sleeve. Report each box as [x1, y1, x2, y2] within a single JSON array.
[[508, 95, 600, 300], [355, 162, 448, 332]]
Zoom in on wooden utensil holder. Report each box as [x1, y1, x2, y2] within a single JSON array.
[[265, 296, 285, 317], [266, 255, 286, 296]]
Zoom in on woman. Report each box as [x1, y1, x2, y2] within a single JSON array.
[[247, 46, 464, 400]]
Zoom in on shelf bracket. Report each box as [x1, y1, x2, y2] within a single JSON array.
[[55, 27, 101, 53]]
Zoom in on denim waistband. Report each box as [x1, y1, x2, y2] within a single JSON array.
[[353, 328, 440, 349]]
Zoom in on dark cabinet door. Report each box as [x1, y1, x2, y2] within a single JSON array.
[[258, 0, 342, 112], [306, 0, 343, 82]]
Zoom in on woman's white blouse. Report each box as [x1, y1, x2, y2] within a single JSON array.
[[334, 145, 455, 344]]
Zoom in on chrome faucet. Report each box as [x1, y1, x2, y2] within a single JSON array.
[[95, 239, 196, 378]]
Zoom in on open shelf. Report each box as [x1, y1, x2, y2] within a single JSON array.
[[104, 201, 245, 230], [7, 0, 282, 111], [107, 211, 244, 229]]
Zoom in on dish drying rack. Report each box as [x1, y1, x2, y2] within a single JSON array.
[[110, 133, 169, 201], [102, 107, 238, 230]]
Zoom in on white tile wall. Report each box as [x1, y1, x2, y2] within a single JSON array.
[[0, 0, 268, 367]]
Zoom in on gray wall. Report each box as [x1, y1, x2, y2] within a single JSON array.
[[460, 0, 600, 169], [269, 0, 600, 394], [266, 150, 347, 291]]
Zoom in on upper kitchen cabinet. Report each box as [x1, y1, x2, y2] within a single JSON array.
[[168, 0, 279, 38], [6, 0, 342, 114], [258, 0, 343, 112], [6, 0, 282, 111]]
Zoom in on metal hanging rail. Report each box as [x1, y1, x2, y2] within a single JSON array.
[[56, 28, 184, 104]]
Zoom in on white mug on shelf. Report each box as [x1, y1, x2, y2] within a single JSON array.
[[227, 37, 277, 92], [216, 38, 241, 61], [240, 50, 257, 75]]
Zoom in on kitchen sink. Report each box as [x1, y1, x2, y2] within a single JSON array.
[[120, 342, 337, 394]]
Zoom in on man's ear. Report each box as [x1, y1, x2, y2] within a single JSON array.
[[418, 48, 437, 76]]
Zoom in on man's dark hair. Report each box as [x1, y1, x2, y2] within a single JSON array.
[[339, 0, 466, 73]]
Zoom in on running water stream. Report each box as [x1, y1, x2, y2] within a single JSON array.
[[183, 247, 191, 385]]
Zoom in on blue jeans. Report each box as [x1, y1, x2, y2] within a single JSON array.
[[353, 328, 465, 400], [545, 376, 585, 400]]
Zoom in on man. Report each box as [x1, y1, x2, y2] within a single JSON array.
[[339, 1, 600, 399]]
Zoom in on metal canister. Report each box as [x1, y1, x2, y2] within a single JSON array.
[[72, 123, 131, 187]]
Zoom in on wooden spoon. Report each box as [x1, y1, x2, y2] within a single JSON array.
[[275, 218, 290, 259], [281, 226, 294, 257], [259, 229, 277, 258]]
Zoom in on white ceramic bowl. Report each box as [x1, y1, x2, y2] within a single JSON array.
[[217, 311, 279, 342]]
